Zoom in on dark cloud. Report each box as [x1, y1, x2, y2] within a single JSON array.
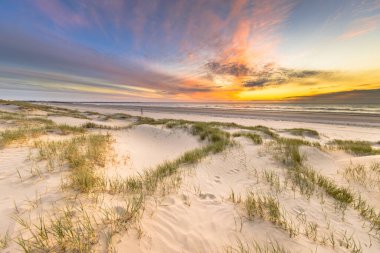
[[205, 62, 251, 76], [161, 85, 213, 95], [283, 69, 323, 78], [204, 59, 330, 89], [243, 79, 272, 88], [242, 68, 330, 88], [287, 89, 380, 104]]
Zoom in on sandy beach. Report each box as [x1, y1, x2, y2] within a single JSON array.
[[0, 101, 380, 252], [3, 0, 380, 252], [59, 103, 380, 127]]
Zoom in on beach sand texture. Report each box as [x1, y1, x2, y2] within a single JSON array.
[[0, 101, 380, 252]]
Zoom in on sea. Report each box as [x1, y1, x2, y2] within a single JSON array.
[[83, 102, 380, 115]]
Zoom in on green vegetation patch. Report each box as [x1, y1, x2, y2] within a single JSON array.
[[245, 193, 281, 224], [35, 134, 112, 193], [0, 100, 89, 119], [104, 113, 132, 120], [287, 128, 319, 138], [232, 131, 263, 144], [0, 124, 87, 148], [330, 139, 378, 155], [0, 128, 45, 148]]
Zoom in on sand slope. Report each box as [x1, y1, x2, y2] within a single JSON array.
[[1, 102, 379, 252]]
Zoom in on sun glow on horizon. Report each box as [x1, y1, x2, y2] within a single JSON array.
[[0, 0, 380, 102]]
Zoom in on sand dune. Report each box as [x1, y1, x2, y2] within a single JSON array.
[[0, 101, 380, 252]]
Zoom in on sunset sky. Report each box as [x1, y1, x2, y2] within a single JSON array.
[[1, 0, 380, 102]]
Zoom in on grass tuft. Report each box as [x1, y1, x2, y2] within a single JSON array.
[[0, 127, 44, 147], [104, 113, 132, 120], [330, 139, 377, 155], [245, 193, 281, 224], [0, 122, 86, 148], [0, 232, 10, 249], [0, 100, 89, 119], [226, 239, 291, 253], [342, 162, 380, 189], [35, 134, 112, 192], [287, 128, 319, 138], [232, 132, 263, 144]]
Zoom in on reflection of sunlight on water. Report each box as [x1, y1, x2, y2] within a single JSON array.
[[86, 102, 380, 114]]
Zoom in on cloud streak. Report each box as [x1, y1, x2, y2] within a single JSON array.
[[0, 0, 379, 102], [340, 13, 380, 39]]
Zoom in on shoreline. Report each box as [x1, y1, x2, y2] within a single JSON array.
[[50, 102, 380, 128]]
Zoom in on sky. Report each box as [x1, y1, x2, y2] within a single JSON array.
[[0, 0, 380, 103]]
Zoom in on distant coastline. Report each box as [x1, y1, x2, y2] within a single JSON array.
[[45, 102, 380, 128]]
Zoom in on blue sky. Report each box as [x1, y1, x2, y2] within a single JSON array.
[[0, 0, 380, 102]]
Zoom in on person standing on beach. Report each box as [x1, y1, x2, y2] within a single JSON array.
[[141, 107, 143, 116]]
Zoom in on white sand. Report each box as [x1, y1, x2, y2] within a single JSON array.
[[105, 125, 202, 179], [1, 103, 380, 252], [0, 146, 66, 237], [115, 138, 380, 253]]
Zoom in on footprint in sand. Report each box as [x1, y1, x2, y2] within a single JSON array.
[[228, 168, 240, 174], [214, 175, 221, 183]]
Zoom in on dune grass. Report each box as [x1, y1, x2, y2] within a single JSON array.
[[238, 192, 301, 238], [0, 100, 89, 119], [0, 123, 86, 148], [0, 111, 54, 127], [209, 122, 278, 138], [248, 125, 278, 138], [57, 120, 232, 251], [14, 204, 98, 252], [0, 127, 45, 148], [316, 176, 353, 204], [0, 233, 10, 249], [330, 139, 378, 155], [272, 138, 305, 166], [35, 134, 112, 192], [270, 136, 380, 237], [81, 122, 117, 130], [134, 116, 279, 141], [287, 164, 354, 205], [31, 112, 231, 196], [104, 113, 132, 120], [0, 107, 94, 149], [51, 124, 86, 135], [226, 239, 291, 253], [343, 162, 380, 189], [287, 128, 319, 138], [273, 137, 354, 204], [245, 193, 281, 223], [232, 132, 263, 144], [69, 135, 111, 192], [4, 101, 380, 251], [0, 108, 88, 148], [271, 137, 321, 167], [14, 193, 145, 253], [106, 122, 232, 195], [215, 122, 278, 138]]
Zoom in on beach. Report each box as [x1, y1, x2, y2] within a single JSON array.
[[0, 100, 380, 252]]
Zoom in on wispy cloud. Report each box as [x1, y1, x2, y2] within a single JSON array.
[[1, 0, 379, 101], [34, 0, 89, 28], [340, 13, 380, 39]]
